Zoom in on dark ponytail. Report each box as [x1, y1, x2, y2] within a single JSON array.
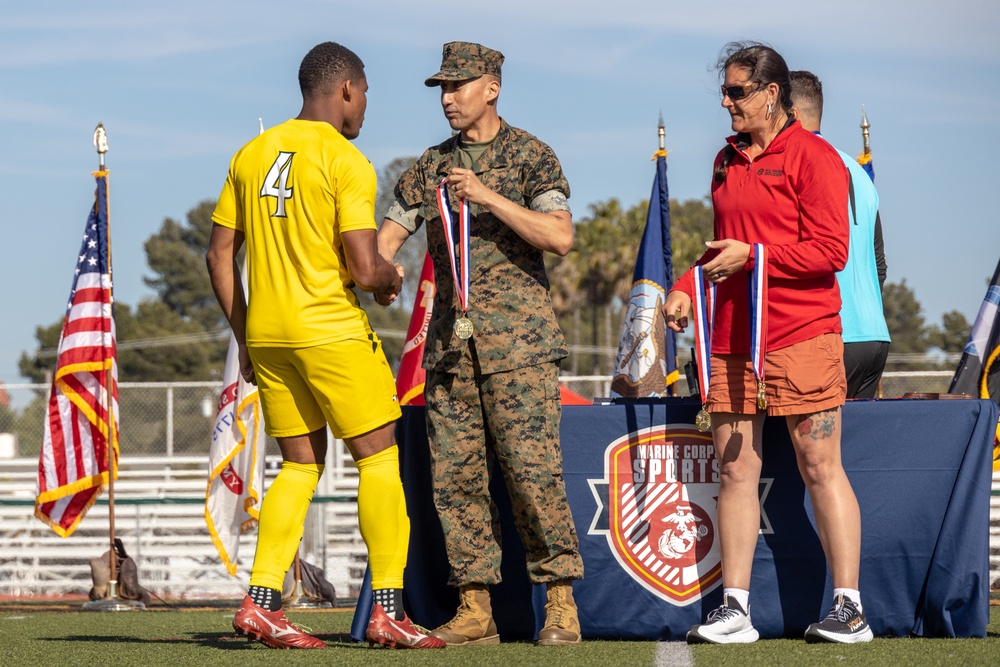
[[714, 144, 737, 183]]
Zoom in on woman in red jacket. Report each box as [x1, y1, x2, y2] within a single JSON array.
[[663, 42, 872, 645]]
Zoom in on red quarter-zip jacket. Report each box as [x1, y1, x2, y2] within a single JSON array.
[[672, 121, 849, 353]]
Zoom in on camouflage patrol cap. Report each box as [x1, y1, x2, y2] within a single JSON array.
[[424, 41, 504, 87]]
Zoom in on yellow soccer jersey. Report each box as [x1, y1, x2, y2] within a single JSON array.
[[212, 119, 377, 346]]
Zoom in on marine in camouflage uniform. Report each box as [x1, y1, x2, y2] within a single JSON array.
[[378, 41, 583, 645]]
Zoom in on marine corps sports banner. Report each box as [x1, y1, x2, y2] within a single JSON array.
[[586, 422, 772, 606]]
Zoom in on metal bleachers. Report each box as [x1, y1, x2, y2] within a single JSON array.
[[0, 448, 365, 602], [992, 471, 1000, 582]]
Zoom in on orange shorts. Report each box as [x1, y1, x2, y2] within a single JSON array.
[[706, 332, 846, 416]]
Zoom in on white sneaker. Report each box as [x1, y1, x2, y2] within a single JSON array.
[[686, 594, 759, 644]]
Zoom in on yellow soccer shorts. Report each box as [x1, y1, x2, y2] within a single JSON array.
[[249, 332, 401, 440]]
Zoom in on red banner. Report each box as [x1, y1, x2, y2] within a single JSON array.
[[396, 254, 435, 406]]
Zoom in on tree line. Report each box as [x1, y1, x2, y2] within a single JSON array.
[[14, 157, 974, 386]]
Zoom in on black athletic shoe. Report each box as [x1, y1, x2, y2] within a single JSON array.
[[804, 594, 873, 643]]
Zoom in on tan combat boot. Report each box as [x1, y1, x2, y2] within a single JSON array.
[[430, 583, 500, 646], [537, 580, 582, 646]]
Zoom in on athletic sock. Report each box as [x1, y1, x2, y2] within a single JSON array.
[[723, 587, 750, 611], [834, 587, 863, 612], [249, 461, 323, 592], [356, 445, 410, 591], [248, 585, 282, 612], [373, 587, 405, 621]]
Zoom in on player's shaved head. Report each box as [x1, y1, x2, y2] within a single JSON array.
[[789, 70, 824, 127], [299, 41, 365, 97]]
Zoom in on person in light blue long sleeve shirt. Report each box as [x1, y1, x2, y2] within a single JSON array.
[[790, 71, 891, 398]]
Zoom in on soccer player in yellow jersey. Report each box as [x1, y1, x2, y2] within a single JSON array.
[[207, 41, 444, 650]]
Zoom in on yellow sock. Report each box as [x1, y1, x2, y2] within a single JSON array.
[[356, 445, 410, 589], [249, 461, 323, 591]]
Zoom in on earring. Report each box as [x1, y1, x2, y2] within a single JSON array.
[[766, 102, 773, 120]]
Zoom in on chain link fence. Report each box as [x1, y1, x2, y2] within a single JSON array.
[[0, 370, 965, 459], [0, 382, 225, 459], [557, 370, 958, 406]]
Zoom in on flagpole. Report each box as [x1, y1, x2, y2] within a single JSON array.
[[287, 548, 332, 609], [857, 105, 875, 183], [97, 124, 119, 598], [83, 124, 142, 611], [658, 114, 678, 397]]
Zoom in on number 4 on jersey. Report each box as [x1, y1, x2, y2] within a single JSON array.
[[260, 152, 295, 217]]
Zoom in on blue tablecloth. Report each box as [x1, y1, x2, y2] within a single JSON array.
[[391, 398, 997, 640]]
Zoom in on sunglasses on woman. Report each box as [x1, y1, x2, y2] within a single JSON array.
[[721, 83, 761, 101]]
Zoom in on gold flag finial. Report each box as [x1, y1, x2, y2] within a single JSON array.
[[653, 111, 668, 160], [658, 111, 665, 152], [860, 105, 870, 157], [93, 123, 108, 170]]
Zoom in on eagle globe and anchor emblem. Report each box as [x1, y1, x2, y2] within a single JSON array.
[[657, 504, 709, 560]]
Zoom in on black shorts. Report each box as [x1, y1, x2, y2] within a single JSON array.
[[843, 341, 889, 399]]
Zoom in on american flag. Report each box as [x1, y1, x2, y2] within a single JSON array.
[[35, 171, 120, 537]]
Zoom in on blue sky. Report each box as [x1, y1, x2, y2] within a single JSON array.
[[2, 1, 998, 385]]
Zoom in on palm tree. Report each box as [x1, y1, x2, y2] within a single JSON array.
[[572, 199, 645, 374]]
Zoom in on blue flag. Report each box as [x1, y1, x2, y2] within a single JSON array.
[[350, 566, 373, 642], [610, 151, 679, 397], [949, 257, 1000, 470], [858, 152, 874, 182], [950, 257, 1000, 402]]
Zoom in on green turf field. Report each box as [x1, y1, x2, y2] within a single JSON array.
[[0, 602, 996, 666]]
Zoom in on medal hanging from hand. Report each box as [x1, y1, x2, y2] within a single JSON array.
[[748, 243, 768, 410], [436, 180, 473, 340], [692, 266, 716, 432]]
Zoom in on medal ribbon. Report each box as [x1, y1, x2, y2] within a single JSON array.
[[436, 180, 471, 314], [748, 243, 768, 400], [692, 266, 716, 406]]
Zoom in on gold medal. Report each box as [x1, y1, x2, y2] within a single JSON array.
[[756, 381, 768, 410], [695, 408, 712, 432], [454, 316, 474, 340]]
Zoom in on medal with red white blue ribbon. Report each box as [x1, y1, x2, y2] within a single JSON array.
[[692, 266, 716, 431], [748, 243, 768, 410], [436, 180, 473, 340]]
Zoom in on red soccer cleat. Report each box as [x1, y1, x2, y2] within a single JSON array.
[[232, 595, 326, 649], [366, 602, 447, 649]]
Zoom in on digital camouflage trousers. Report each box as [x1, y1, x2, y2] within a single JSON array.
[[425, 361, 584, 586]]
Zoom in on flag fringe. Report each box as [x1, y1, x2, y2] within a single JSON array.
[[33, 483, 103, 538], [982, 344, 1000, 472], [399, 383, 425, 406], [36, 470, 109, 505], [204, 384, 265, 577]]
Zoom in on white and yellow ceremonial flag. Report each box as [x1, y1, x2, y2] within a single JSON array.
[[205, 329, 266, 575]]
